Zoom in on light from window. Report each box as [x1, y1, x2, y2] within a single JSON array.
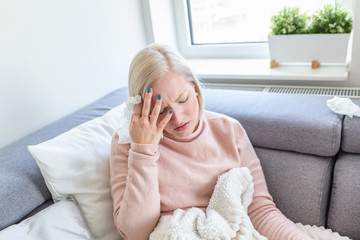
[[188, 0, 343, 45]]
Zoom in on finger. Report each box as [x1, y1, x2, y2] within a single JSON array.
[[158, 109, 173, 130], [142, 87, 152, 117], [150, 94, 162, 124], [133, 102, 143, 117], [129, 114, 135, 129]]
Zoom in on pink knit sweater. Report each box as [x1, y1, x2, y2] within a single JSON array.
[[110, 110, 313, 240]]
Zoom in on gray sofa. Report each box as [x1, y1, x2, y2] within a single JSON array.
[[1, 86, 359, 239]]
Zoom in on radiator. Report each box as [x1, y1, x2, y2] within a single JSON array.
[[203, 83, 360, 99]]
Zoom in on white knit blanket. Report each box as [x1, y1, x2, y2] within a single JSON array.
[[149, 167, 351, 240], [150, 168, 267, 240]]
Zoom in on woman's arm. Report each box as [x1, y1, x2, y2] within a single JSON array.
[[235, 123, 314, 240], [110, 133, 161, 240], [110, 88, 173, 239]]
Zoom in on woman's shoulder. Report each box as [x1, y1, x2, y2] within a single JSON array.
[[203, 110, 241, 126], [203, 110, 245, 133]]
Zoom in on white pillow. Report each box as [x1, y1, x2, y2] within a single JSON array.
[[28, 103, 126, 240], [0, 199, 94, 240]]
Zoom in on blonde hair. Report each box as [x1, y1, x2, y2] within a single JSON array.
[[128, 43, 203, 116]]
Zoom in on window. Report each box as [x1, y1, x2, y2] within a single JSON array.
[[174, 0, 354, 58]]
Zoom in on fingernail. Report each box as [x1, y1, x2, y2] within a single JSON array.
[[169, 109, 173, 114], [158, 94, 162, 100], [147, 87, 151, 93]]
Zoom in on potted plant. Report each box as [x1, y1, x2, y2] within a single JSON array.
[[268, 4, 353, 68]]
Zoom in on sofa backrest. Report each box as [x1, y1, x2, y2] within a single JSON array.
[[203, 88, 343, 157]]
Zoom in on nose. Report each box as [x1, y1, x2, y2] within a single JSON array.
[[169, 106, 183, 125]]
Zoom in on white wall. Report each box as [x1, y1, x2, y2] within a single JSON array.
[[0, 0, 148, 148]]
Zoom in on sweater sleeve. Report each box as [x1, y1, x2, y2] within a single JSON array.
[[235, 123, 314, 240], [109, 132, 161, 240]]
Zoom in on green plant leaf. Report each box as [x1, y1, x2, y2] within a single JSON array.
[[270, 7, 309, 35], [269, 4, 353, 35], [307, 3, 353, 34]]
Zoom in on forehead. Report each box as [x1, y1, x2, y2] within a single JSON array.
[[152, 72, 193, 97]]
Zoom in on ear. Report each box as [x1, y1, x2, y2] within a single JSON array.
[[190, 82, 197, 94]]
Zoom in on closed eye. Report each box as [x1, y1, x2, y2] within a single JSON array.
[[179, 96, 188, 104], [160, 107, 167, 115]]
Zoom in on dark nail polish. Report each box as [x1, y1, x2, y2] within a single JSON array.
[[169, 109, 173, 114], [158, 94, 162, 100], [147, 87, 151, 93]]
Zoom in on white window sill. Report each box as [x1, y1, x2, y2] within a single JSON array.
[[187, 58, 349, 81]]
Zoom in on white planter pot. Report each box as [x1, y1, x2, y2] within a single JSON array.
[[268, 33, 350, 63]]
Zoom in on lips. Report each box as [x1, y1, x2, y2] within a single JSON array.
[[174, 122, 190, 131]]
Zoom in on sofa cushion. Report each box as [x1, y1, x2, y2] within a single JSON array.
[[0, 87, 128, 230], [341, 99, 360, 154], [203, 89, 342, 157], [327, 152, 360, 240], [254, 147, 334, 227]]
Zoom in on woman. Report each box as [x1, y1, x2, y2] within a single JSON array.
[[109, 44, 314, 240]]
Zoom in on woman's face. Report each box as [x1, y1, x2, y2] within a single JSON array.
[[151, 72, 200, 138]]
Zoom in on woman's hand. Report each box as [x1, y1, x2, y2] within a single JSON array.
[[129, 88, 173, 145]]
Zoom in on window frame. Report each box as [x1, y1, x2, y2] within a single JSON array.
[[145, 0, 356, 83], [173, 0, 354, 59]]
